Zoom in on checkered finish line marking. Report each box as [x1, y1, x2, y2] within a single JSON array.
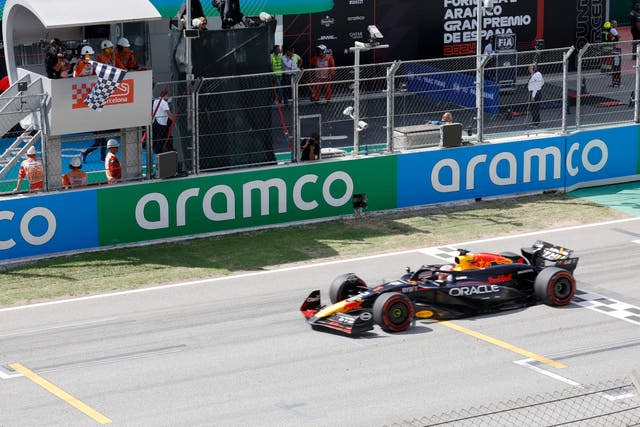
[[417, 246, 459, 263], [572, 290, 640, 326]]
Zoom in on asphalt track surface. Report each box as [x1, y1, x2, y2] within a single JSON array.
[[1, 218, 640, 426]]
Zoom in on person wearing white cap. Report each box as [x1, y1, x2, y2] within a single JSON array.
[[309, 44, 335, 102], [62, 156, 88, 189], [105, 139, 122, 184], [115, 38, 138, 71], [73, 45, 96, 77], [96, 39, 124, 68], [14, 146, 44, 193]]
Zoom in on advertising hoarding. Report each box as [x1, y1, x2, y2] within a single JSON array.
[[0, 190, 98, 261], [397, 136, 567, 207], [564, 126, 640, 189], [96, 156, 397, 245], [396, 125, 640, 208], [1, 125, 638, 263], [45, 70, 153, 136]]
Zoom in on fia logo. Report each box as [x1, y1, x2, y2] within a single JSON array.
[[495, 34, 516, 51]]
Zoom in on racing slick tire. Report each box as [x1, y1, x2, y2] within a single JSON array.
[[499, 251, 528, 264], [534, 267, 576, 306], [329, 273, 367, 304], [373, 292, 415, 333]]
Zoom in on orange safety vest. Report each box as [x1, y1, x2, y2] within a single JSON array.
[[62, 169, 88, 188], [18, 157, 44, 190], [105, 152, 121, 183]]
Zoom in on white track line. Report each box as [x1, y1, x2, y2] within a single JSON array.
[[514, 358, 582, 387], [514, 359, 637, 401], [2, 216, 640, 313]]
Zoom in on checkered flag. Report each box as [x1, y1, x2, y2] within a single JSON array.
[[83, 61, 127, 111]]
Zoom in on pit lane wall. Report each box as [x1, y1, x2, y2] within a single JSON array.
[[1, 125, 639, 263]]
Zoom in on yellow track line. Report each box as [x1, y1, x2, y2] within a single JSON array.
[[10, 363, 112, 425], [439, 321, 567, 369]]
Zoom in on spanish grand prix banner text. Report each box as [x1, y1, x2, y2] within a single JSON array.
[[284, 0, 605, 67]]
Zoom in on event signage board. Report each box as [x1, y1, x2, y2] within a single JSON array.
[[96, 156, 397, 245], [0, 190, 98, 261], [396, 125, 640, 208], [2, 125, 639, 263], [563, 126, 640, 189], [397, 136, 569, 207], [283, 1, 602, 66]]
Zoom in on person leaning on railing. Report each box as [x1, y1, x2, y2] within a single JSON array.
[[13, 146, 44, 193], [73, 46, 96, 77], [427, 111, 453, 125], [61, 156, 88, 189], [115, 38, 139, 71]]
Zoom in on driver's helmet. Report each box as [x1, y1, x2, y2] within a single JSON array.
[[437, 264, 454, 281]]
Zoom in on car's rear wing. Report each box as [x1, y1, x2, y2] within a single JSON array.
[[526, 240, 579, 272]]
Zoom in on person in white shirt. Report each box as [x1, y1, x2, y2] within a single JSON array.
[[527, 64, 544, 127], [483, 38, 494, 56], [152, 89, 175, 153], [281, 46, 299, 105]]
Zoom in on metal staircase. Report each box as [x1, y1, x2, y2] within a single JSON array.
[[0, 75, 45, 181], [0, 127, 41, 180]]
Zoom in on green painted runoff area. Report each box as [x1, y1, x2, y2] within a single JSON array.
[[570, 181, 640, 216]]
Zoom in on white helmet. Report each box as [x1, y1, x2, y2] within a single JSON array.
[[26, 146, 36, 155], [70, 156, 82, 168], [117, 37, 130, 48], [106, 139, 119, 148], [81, 45, 94, 55], [133, 36, 144, 47], [100, 40, 113, 50], [317, 44, 327, 54]]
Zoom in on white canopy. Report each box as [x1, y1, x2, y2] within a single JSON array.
[[3, 0, 162, 81], [3, 0, 161, 28]]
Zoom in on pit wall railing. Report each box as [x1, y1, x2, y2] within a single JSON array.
[[1, 123, 638, 264], [153, 43, 640, 175]]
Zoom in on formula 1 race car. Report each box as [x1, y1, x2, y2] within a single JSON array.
[[300, 241, 578, 335]]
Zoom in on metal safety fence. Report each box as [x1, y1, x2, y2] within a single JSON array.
[[576, 40, 640, 129], [142, 43, 640, 176], [385, 377, 640, 427]]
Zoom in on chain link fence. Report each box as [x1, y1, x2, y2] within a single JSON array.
[[576, 40, 639, 129], [74, 44, 640, 181], [484, 47, 573, 135], [385, 377, 640, 427]]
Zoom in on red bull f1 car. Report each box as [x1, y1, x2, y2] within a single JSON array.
[[300, 241, 578, 335]]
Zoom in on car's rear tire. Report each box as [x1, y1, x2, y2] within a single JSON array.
[[373, 292, 415, 333], [534, 267, 576, 306], [329, 273, 367, 304], [499, 251, 528, 264]]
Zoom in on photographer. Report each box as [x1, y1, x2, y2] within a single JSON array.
[[300, 133, 320, 161], [45, 39, 71, 79]]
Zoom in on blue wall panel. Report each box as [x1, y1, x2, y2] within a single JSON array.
[[397, 137, 567, 207], [564, 126, 640, 187], [0, 190, 98, 261]]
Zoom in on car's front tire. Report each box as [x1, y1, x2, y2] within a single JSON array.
[[329, 273, 367, 304], [534, 267, 576, 306], [373, 292, 415, 332]]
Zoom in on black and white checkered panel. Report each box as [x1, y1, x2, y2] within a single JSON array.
[[83, 61, 127, 111]]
